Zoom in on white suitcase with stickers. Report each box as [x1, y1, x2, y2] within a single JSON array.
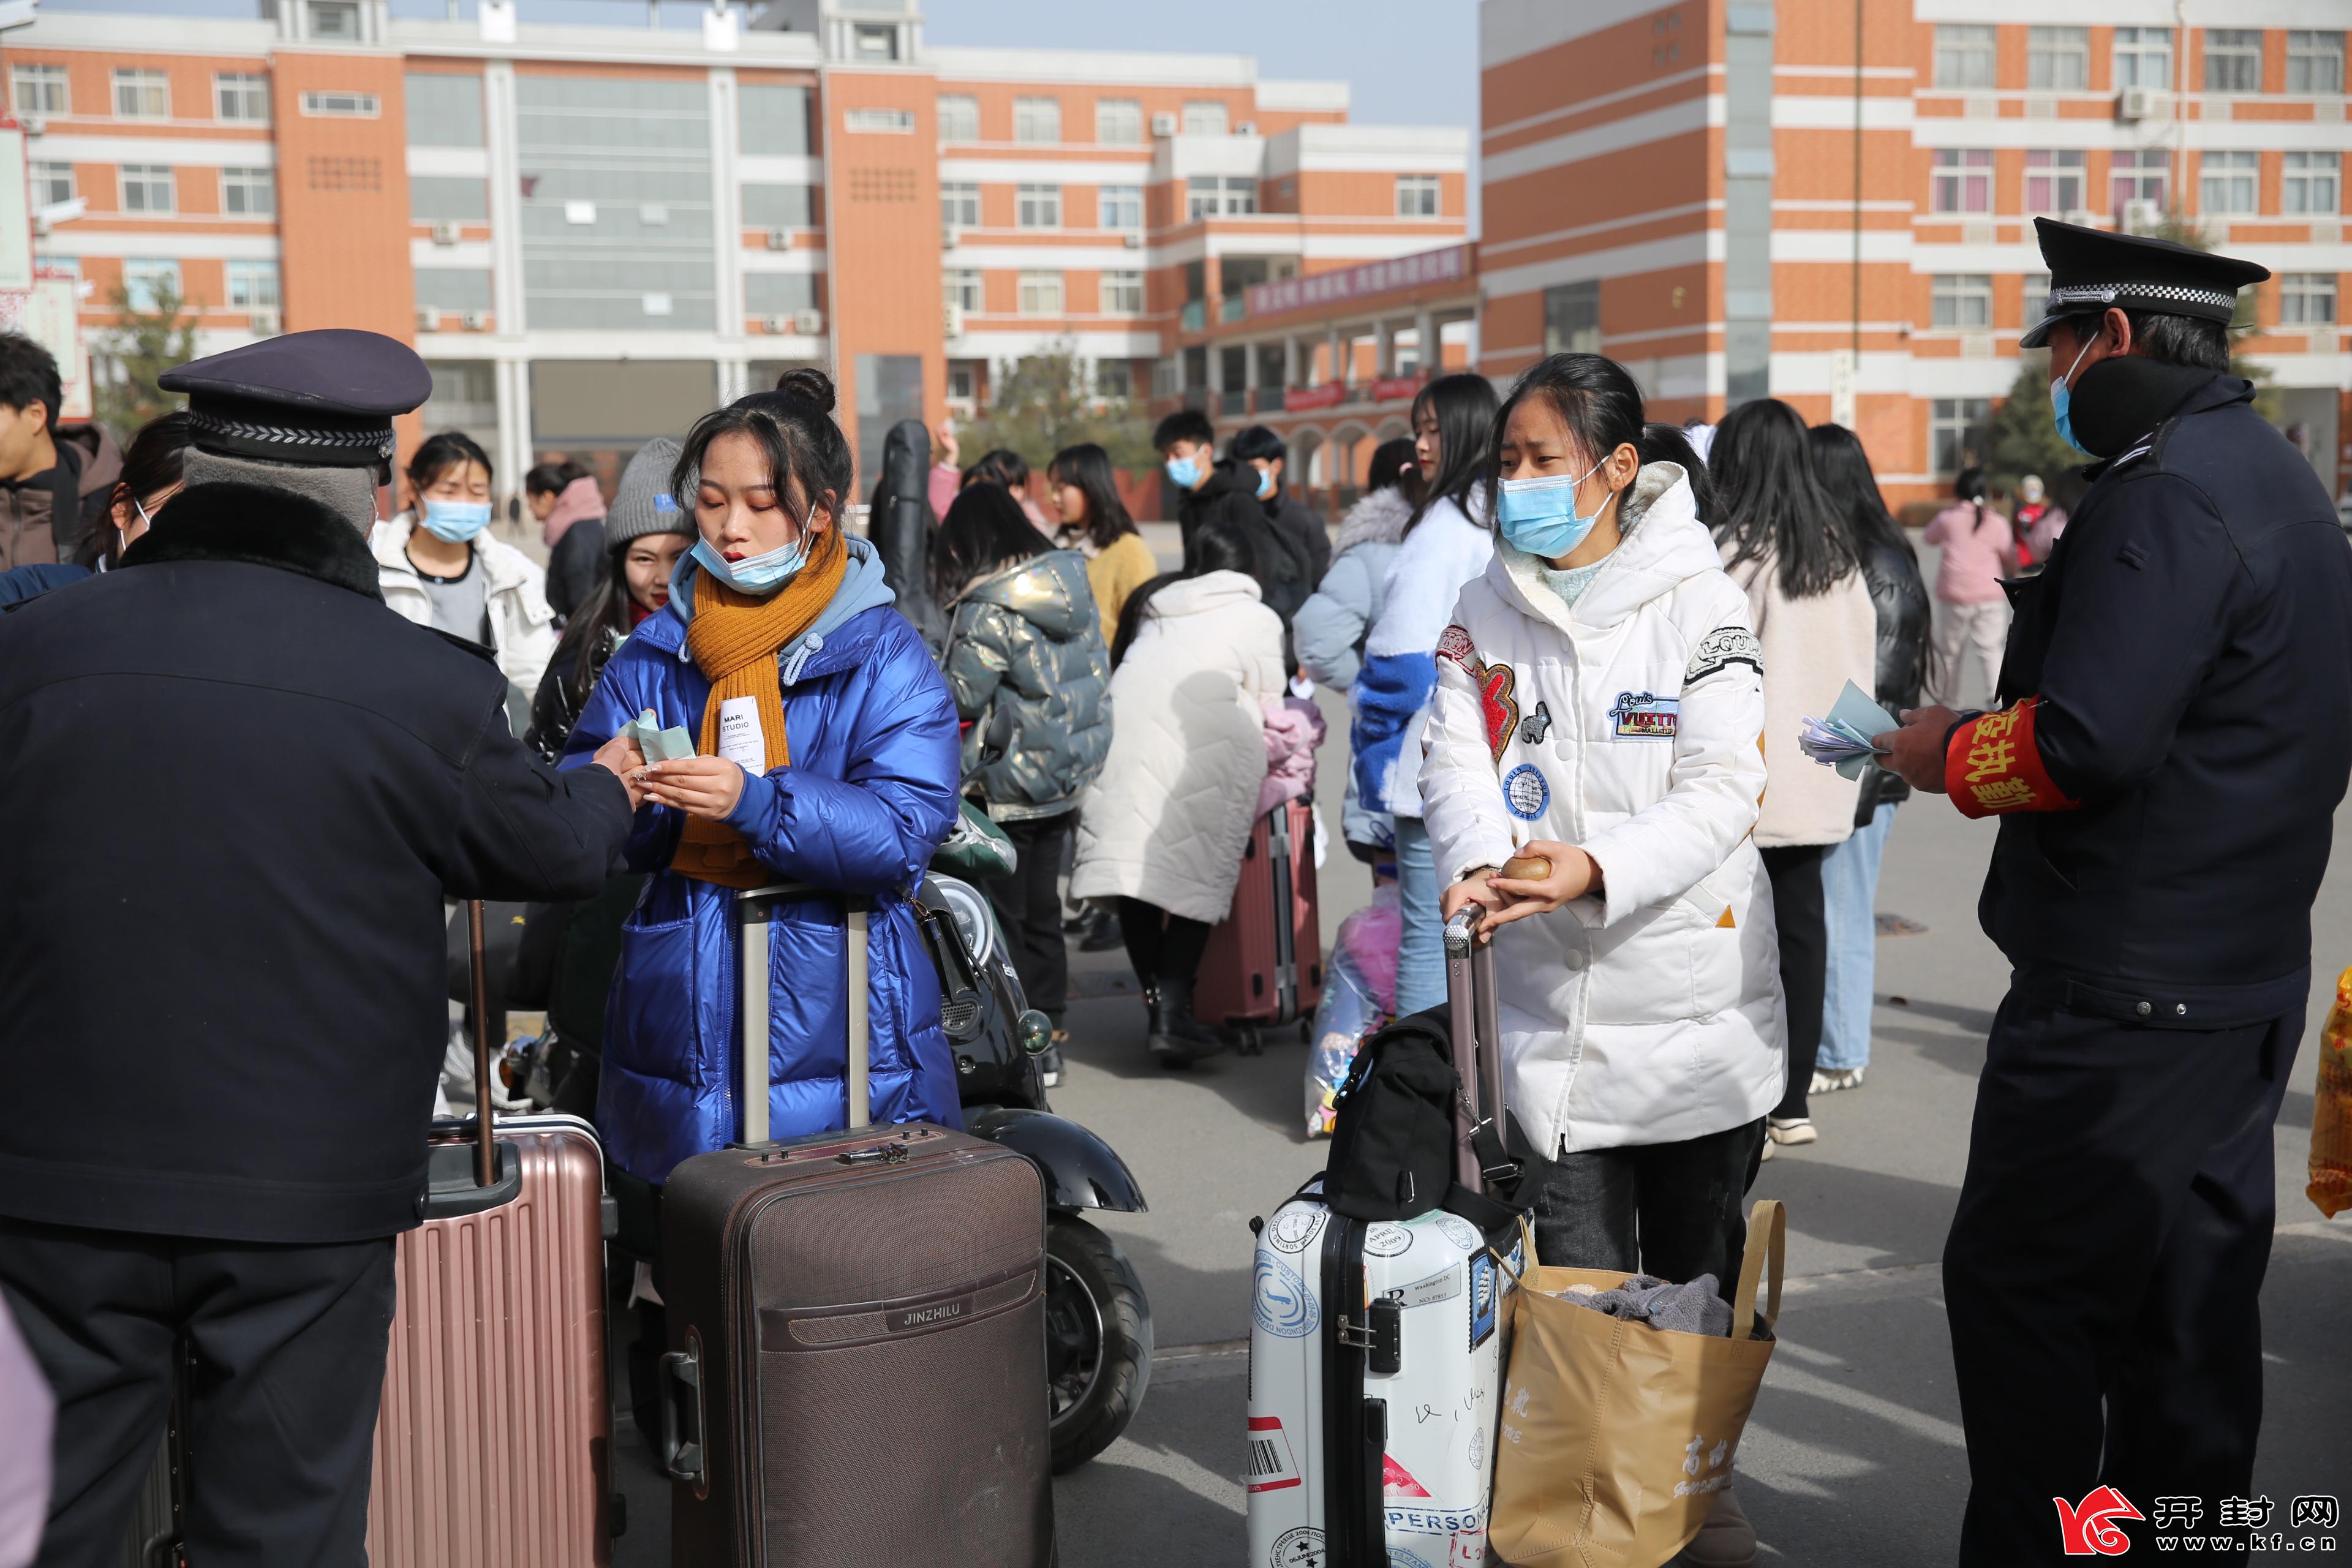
[[1247, 910, 1521, 1568]]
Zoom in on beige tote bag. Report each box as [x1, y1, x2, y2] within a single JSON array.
[[1488, 1199, 1786, 1568]]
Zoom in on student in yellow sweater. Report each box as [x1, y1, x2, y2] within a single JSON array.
[[1049, 443, 1159, 646]]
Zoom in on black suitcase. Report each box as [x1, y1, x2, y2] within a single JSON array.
[[657, 883, 1052, 1567]]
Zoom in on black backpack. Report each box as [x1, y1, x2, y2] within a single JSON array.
[[1323, 1006, 1521, 1224]]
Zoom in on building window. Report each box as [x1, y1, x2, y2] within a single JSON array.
[[1095, 359, 1132, 399], [2287, 31, 2345, 94], [1931, 273, 1994, 329], [221, 167, 274, 217], [29, 162, 74, 208], [1933, 24, 1995, 89], [1395, 175, 1441, 218], [850, 23, 897, 61], [214, 72, 268, 123], [413, 268, 491, 314], [1187, 176, 1256, 220], [10, 64, 69, 116], [2283, 152, 2341, 215], [2200, 150, 2259, 215], [407, 74, 485, 149], [227, 259, 279, 309], [1180, 99, 1227, 136], [1931, 398, 1990, 477], [1542, 279, 1600, 356], [2022, 271, 2051, 325], [2203, 29, 2263, 94], [843, 108, 914, 134], [300, 90, 379, 118], [410, 175, 486, 222], [1016, 184, 1061, 228], [307, 1, 360, 39], [2112, 148, 2170, 216], [1013, 96, 1061, 144], [118, 165, 175, 214], [743, 273, 815, 318], [2280, 273, 2339, 325], [2024, 150, 2086, 216], [1099, 184, 1143, 230], [2113, 28, 2174, 90], [947, 363, 977, 402], [1017, 271, 1063, 316], [113, 70, 170, 119], [944, 269, 982, 313], [1100, 270, 1143, 314], [121, 258, 182, 312], [2027, 27, 2090, 91], [1931, 149, 1993, 213], [738, 83, 809, 156], [741, 183, 812, 229], [1096, 98, 1142, 145], [936, 94, 978, 143], [940, 181, 979, 229]]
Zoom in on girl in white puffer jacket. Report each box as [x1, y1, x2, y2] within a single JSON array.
[[1423, 355, 1784, 1562]]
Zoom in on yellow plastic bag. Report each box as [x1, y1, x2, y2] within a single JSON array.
[[2307, 965, 2352, 1218]]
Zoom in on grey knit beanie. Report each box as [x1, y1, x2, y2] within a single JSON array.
[[606, 437, 693, 548]]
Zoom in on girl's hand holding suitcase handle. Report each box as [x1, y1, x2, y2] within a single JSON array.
[[1442, 839, 1602, 943]]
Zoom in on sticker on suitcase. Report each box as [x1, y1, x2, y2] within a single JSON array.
[[1468, 1253, 1499, 1350], [1270, 1525, 1326, 1566], [1363, 1222, 1415, 1257], [1390, 1263, 1460, 1310], [1254, 1252, 1320, 1338], [1245, 1416, 1302, 1494], [1265, 1208, 1325, 1254], [1450, 1527, 1490, 1567]]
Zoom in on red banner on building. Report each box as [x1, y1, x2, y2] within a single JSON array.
[[1246, 245, 1471, 320], [1283, 383, 1345, 412], [1370, 375, 1425, 404]]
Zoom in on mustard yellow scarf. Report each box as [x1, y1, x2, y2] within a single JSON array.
[[670, 525, 848, 888]]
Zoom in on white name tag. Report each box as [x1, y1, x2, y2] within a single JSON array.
[[717, 696, 766, 772]]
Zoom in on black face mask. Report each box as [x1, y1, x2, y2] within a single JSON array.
[[2065, 355, 2225, 459]]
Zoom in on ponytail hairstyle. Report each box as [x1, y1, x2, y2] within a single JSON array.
[[1638, 421, 1715, 526], [1490, 353, 1645, 518], [1952, 465, 1989, 504], [962, 447, 1030, 494], [80, 410, 190, 569], [1708, 397, 1855, 599], [1109, 513, 1259, 668], [676, 366, 856, 522], [1365, 435, 1416, 497], [1807, 421, 1911, 561], [1404, 372, 1500, 537], [405, 429, 494, 502], [1046, 442, 1138, 552]]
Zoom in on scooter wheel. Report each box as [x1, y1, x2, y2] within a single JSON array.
[[1044, 1215, 1153, 1472]]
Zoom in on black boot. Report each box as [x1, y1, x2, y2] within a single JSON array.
[[1079, 906, 1125, 953], [1148, 976, 1226, 1067]]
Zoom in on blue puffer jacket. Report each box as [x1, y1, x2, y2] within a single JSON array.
[[560, 538, 965, 1184]]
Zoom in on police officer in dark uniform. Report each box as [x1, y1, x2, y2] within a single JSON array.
[[0, 331, 645, 1566], [1880, 220, 2352, 1562]]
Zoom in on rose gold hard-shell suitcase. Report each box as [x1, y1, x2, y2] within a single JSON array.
[[1196, 797, 1324, 1041]]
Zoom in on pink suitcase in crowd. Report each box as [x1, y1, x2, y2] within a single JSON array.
[[1196, 798, 1324, 1044]]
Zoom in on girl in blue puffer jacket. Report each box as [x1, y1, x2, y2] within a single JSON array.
[[560, 369, 963, 1186]]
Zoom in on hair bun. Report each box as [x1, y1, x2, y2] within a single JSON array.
[[772, 368, 837, 416]]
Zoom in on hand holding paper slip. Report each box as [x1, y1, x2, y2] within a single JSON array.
[[1797, 680, 1900, 780], [621, 708, 698, 764]]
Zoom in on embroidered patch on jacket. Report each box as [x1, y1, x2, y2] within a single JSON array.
[[1517, 701, 1552, 745], [1480, 663, 1521, 763], [1436, 622, 1477, 670], [1502, 763, 1550, 820], [1684, 626, 1763, 685], [1609, 690, 1679, 739]]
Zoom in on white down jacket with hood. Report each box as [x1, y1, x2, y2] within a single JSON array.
[[372, 518, 558, 705], [1069, 570, 1286, 922], [1419, 463, 1785, 1158]]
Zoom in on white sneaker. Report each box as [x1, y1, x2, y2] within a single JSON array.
[[1757, 1137, 1775, 1163], [1766, 1116, 1817, 1146], [1811, 1066, 1866, 1095]]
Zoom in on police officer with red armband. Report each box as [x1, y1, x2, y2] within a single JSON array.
[[1878, 219, 2352, 1562]]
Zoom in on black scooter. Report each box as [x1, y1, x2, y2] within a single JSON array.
[[913, 851, 1155, 1472]]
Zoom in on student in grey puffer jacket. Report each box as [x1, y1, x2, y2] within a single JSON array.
[[1291, 437, 1419, 863], [938, 483, 1112, 1057]]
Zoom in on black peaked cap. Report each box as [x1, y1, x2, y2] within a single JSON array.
[[159, 328, 434, 469], [2021, 217, 2270, 349]]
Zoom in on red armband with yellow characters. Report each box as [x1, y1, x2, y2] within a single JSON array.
[[1945, 697, 2081, 819]]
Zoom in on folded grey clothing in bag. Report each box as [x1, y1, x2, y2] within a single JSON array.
[[1556, 1273, 1733, 1337]]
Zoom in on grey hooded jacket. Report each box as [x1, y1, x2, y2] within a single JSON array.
[[944, 548, 1112, 821]]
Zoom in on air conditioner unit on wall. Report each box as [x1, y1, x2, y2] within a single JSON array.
[[766, 227, 791, 251], [2116, 86, 2165, 123], [416, 307, 439, 332], [1123, 232, 1143, 249], [431, 220, 461, 246], [460, 311, 488, 331], [792, 308, 823, 336], [941, 225, 962, 251], [761, 315, 788, 335], [1237, 121, 1257, 136], [1150, 111, 1176, 137], [943, 301, 964, 338], [249, 309, 281, 336], [2122, 198, 2162, 233]]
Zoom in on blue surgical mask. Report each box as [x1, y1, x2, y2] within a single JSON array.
[[1254, 466, 1277, 502], [1164, 454, 1202, 490], [689, 498, 818, 597], [418, 498, 491, 543], [1496, 459, 1608, 560], [2049, 335, 2099, 454]]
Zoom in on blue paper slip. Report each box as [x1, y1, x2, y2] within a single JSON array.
[[1797, 680, 1901, 780], [622, 708, 698, 764]]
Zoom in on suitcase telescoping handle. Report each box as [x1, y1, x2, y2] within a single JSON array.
[[468, 899, 496, 1188], [739, 883, 873, 1144], [1442, 906, 1510, 1196]]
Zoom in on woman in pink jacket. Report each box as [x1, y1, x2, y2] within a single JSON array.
[[1921, 466, 2015, 706]]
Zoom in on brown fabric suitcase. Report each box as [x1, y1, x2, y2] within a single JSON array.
[[1195, 797, 1324, 1036], [363, 901, 616, 1567], [657, 884, 1053, 1567]]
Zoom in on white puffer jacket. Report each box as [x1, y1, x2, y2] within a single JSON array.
[[1419, 464, 1785, 1158], [372, 518, 557, 705], [1069, 570, 1286, 922]]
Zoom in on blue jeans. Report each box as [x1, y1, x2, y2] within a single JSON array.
[[1393, 815, 1445, 1016], [1818, 801, 1896, 1072]]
